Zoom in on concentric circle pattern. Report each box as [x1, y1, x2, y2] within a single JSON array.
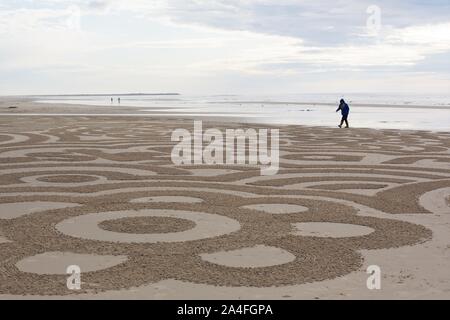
[[56, 209, 241, 243], [0, 117, 447, 296]]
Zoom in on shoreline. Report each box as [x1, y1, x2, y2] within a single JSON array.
[[1, 97, 449, 133]]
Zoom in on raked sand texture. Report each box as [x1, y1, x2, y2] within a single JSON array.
[[0, 116, 449, 299]]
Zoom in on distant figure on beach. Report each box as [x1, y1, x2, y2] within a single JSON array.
[[118, 97, 121, 104], [111, 97, 113, 104], [336, 99, 350, 128]]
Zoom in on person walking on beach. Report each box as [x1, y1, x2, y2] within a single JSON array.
[[118, 97, 121, 104], [336, 99, 350, 128]]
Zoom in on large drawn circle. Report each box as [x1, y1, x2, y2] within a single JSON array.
[[56, 209, 241, 243]]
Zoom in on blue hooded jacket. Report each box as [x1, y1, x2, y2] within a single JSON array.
[[337, 100, 350, 116]]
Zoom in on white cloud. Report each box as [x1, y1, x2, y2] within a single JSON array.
[[177, 22, 450, 73], [0, 0, 449, 94], [386, 22, 450, 48]]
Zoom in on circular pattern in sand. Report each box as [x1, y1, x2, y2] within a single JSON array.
[[187, 169, 239, 176], [283, 153, 363, 162], [0, 133, 29, 145], [292, 222, 375, 238], [37, 174, 98, 184], [56, 209, 241, 243], [99, 217, 196, 234], [242, 204, 308, 214], [16, 252, 127, 275], [0, 118, 441, 295], [20, 174, 106, 187], [200, 245, 296, 268], [302, 155, 336, 160], [130, 196, 203, 204]]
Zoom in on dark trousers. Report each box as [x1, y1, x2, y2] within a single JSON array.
[[340, 115, 349, 127]]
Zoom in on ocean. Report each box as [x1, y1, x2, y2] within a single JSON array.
[[34, 93, 450, 131]]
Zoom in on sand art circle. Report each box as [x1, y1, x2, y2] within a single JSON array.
[[20, 174, 106, 187], [130, 196, 203, 204], [37, 174, 98, 184], [0, 118, 441, 296], [56, 209, 241, 243], [292, 222, 375, 238], [99, 216, 196, 234], [302, 155, 336, 160], [242, 204, 308, 214], [200, 245, 296, 268], [283, 153, 364, 162], [187, 169, 240, 176], [0, 133, 30, 145], [16, 252, 127, 275]]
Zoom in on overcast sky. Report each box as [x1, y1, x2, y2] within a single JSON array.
[[0, 0, 449, 95]]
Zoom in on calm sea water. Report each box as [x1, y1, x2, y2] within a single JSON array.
[[35, 93, 450, 131]]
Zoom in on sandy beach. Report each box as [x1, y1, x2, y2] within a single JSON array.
[[0, 98, 449, 299]]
